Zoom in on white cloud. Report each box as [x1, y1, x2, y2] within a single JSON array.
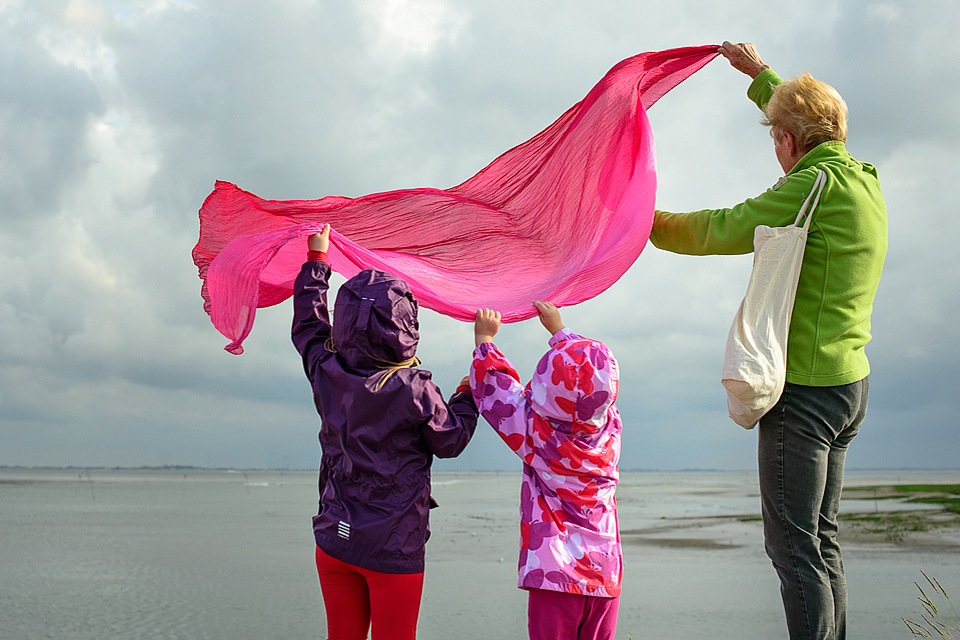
[[358, 0, 469, 59], [33, 0, 116, 79], [62, 0, 110, 30]]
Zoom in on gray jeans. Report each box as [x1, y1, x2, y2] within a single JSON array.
[[758, 378, 869, 640]]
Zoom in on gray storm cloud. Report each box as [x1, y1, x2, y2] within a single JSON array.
[[1, 0, 957, 470]]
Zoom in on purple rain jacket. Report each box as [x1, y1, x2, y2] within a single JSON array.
[[292, 261, 479, 574]]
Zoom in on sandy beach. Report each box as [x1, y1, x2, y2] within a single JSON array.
[[2, 468, 958, 639]]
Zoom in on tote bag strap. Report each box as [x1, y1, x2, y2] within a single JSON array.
[[793, 168, 828, 229]]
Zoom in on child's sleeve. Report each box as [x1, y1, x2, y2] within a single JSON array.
[[470, 343, 535, 462], [291, 260, 333, 371], [416, 378, 479, 459], [549, 327, 585, 345]]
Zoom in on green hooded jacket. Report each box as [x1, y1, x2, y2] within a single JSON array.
[[650, 69, 888, 386]]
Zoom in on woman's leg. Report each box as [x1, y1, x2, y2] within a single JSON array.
[[816, 378, 868, 640], [757, 379, 868, 640], [315, 546, 371, 640]]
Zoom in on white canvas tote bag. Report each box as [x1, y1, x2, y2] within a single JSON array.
[[722, 169, 827, 429]]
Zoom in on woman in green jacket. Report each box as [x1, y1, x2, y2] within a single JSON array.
[[651, 42, 887, 640]]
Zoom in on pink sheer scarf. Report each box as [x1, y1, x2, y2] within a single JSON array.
[[193, 45, 718, 354]]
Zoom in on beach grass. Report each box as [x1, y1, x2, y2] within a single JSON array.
[[839, 484, 960, 543], [842, 484, 960, 506], [903, 572, 960, 638]]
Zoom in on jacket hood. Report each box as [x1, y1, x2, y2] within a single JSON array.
[[528, 337, 619, 435], [332, 269, 419, 370]]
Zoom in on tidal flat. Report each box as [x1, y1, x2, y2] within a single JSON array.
[[2, 468, 959, 639]]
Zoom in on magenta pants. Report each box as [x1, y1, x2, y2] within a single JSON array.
[[527, 588, 620, 640]]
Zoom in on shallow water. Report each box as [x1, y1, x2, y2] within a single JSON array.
[[2, 468, 958, 639]]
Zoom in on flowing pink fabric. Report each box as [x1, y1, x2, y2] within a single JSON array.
[[194, 45, 718, 354]]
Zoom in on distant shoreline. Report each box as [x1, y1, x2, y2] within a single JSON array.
[[4, 465, 960, 473]]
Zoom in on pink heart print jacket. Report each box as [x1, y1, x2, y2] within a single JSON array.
[[470, 328, 623, 597]]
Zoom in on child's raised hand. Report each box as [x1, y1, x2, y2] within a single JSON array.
[[532, 301, 565, 335], [308, 224, 331, 253], [474, 308, 501, 346]]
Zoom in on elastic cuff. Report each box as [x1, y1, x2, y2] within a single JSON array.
[[307, 250, 328, 262], [474, 342, 497, 357]]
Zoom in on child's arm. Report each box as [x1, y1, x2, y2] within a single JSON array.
[[474, 308, 501, 346], [534, 300, 587, 345], [417, 376, 479, 459], [291, 225, 333, 364], [532, 300, 565, 335], [470, 309, 536, 462], [306, 223, 330, 262]]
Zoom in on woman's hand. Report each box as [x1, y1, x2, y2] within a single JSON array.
[[718, 41, 770, 79], [474, 308, 501, 346], [308, 224, 331, 253], [532, 300, 564, 335]]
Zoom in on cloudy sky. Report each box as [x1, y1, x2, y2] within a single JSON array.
[[1, 0, 957, 472]]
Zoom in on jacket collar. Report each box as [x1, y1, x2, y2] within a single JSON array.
[[788, 140, 848, 175]]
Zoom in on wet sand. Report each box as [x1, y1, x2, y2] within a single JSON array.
[[2, 468, 958, 639], [421, 470, 960, 639]]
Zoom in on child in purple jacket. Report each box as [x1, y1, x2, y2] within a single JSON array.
[[472, 302, 623, 640], [292, 225, 479, 640]]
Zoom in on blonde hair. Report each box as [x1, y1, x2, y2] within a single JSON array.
[[761, 72, 847, 152], [325, 337, 420, 392]]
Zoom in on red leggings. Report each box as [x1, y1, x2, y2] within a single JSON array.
[[315, 546, 424, 640]]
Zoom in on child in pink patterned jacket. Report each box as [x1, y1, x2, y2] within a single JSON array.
[[472, 301, 622, 640]]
